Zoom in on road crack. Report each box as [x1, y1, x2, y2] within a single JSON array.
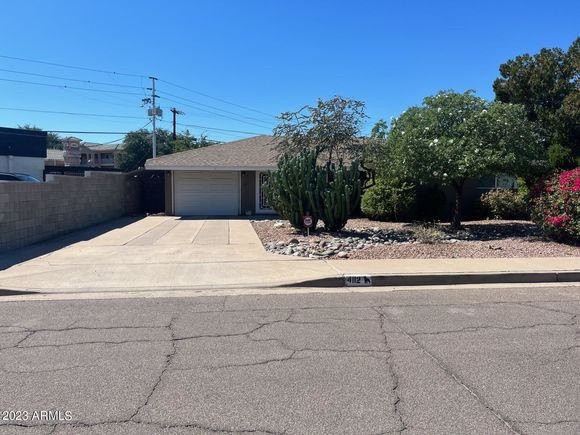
[[129, 316, 177, 422], [373, 307, 407, 434], [411, 321, 575, 336], [377, 306, 522, 434]]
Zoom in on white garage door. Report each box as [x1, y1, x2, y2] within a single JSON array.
[[174, 171, 239, 216]]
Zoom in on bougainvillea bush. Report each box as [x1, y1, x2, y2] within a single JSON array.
[[532, 167, 580, 241]]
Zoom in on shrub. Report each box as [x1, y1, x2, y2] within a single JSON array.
[[480, 189, 529, 219], [412, 224, 445, 244], [361, 180, 415, 221], [531, 167, 580, 240]]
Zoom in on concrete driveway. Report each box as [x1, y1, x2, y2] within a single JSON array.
[[0, 216, 335, 293]]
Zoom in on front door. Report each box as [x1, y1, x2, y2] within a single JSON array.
[[255, 171, 274, 214]]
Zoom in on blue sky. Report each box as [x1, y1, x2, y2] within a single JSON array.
[[1, 0, 578, 144]]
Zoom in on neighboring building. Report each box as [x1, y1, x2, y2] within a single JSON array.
[[0, 126, 47, 181], [45, 148, 65, 166], [59, 137, 123, 168], [79, 142, 123, 168], [146, 135, 279, 216]]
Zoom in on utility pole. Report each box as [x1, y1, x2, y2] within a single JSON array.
[[148, 76, 159, 158], [170, 107, 185, 140]]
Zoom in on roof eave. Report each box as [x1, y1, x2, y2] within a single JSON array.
[[145, 165, 277, 171]]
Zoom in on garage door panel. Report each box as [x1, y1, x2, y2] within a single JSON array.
[[174, 171, 239, 216]]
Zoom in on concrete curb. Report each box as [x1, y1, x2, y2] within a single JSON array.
[[0, 289, 38, 296], [285, 271, 580, 288], [1, 271, 578, 297]]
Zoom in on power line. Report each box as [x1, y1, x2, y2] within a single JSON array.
[[0, 54, 145, 78], [160, 95, 273, 130], [158, 89, 274, 125], [158, 78, 275, 118], [0, 129, 128, 137], [2, 54, 276, 121], [98, 137, 125, 145], [159, 119, 265, 135], [0, 68, 145, 89], [47, 130, 135, 134], [0, 107, 143, 119], [48, 120, 152, 136], [0, 77, 144, 96], [1, 105, 259, 136]]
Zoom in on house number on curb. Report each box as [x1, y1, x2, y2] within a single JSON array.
[[345, 275, 372, 287]]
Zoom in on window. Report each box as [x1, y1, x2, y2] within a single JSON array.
[[477, 174, 517, 189]]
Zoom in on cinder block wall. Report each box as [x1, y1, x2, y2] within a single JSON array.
[[0, 172, 141, 252]]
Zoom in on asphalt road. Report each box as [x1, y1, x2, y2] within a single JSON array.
[[0, 285, 578, 435]]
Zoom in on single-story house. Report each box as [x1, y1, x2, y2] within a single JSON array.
[[145, 134, 518, 218], [145, 135, 281, 216]]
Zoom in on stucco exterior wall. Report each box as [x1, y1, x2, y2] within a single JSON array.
[[0, 171, 140, 252], [0, 155, 45, 181]]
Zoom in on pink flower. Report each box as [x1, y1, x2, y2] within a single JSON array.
[[546, 214, 571, 227], [558, 168, 580, 192]]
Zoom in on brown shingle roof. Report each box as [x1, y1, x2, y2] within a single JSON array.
[[145, 135, 281, 170]]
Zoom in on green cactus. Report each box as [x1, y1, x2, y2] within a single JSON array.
[[317, 160, 361, 231], [265, 149, 361, 231]]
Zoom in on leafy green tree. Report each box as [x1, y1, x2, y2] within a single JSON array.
[[380, 90, 542, 229], [117, 128, 215, 172], [18, 124, 63, 149], [274, 96, 368, 164], [172, 130, 217, 153], [493, 37, 580, 164], [117, 129, 171, 172]]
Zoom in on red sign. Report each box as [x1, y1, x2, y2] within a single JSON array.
[[303, 215, 313, 228]]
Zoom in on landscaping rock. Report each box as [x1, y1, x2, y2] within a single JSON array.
[[252, 218, 577, 260]]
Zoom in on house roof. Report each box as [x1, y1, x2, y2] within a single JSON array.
[[82, 142, 123, 152], [145, 135, 281, 171]]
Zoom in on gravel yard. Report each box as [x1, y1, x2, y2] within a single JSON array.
[[251, 218, 579, 259]]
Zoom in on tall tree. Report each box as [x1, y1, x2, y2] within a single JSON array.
[[380, 90, 543, 229], [18, 124, 63, 149], [172, 130, 217, 153], [117, 128, 216, 172], [273, 96, 368, 164], [493, 38, 580, 165]]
